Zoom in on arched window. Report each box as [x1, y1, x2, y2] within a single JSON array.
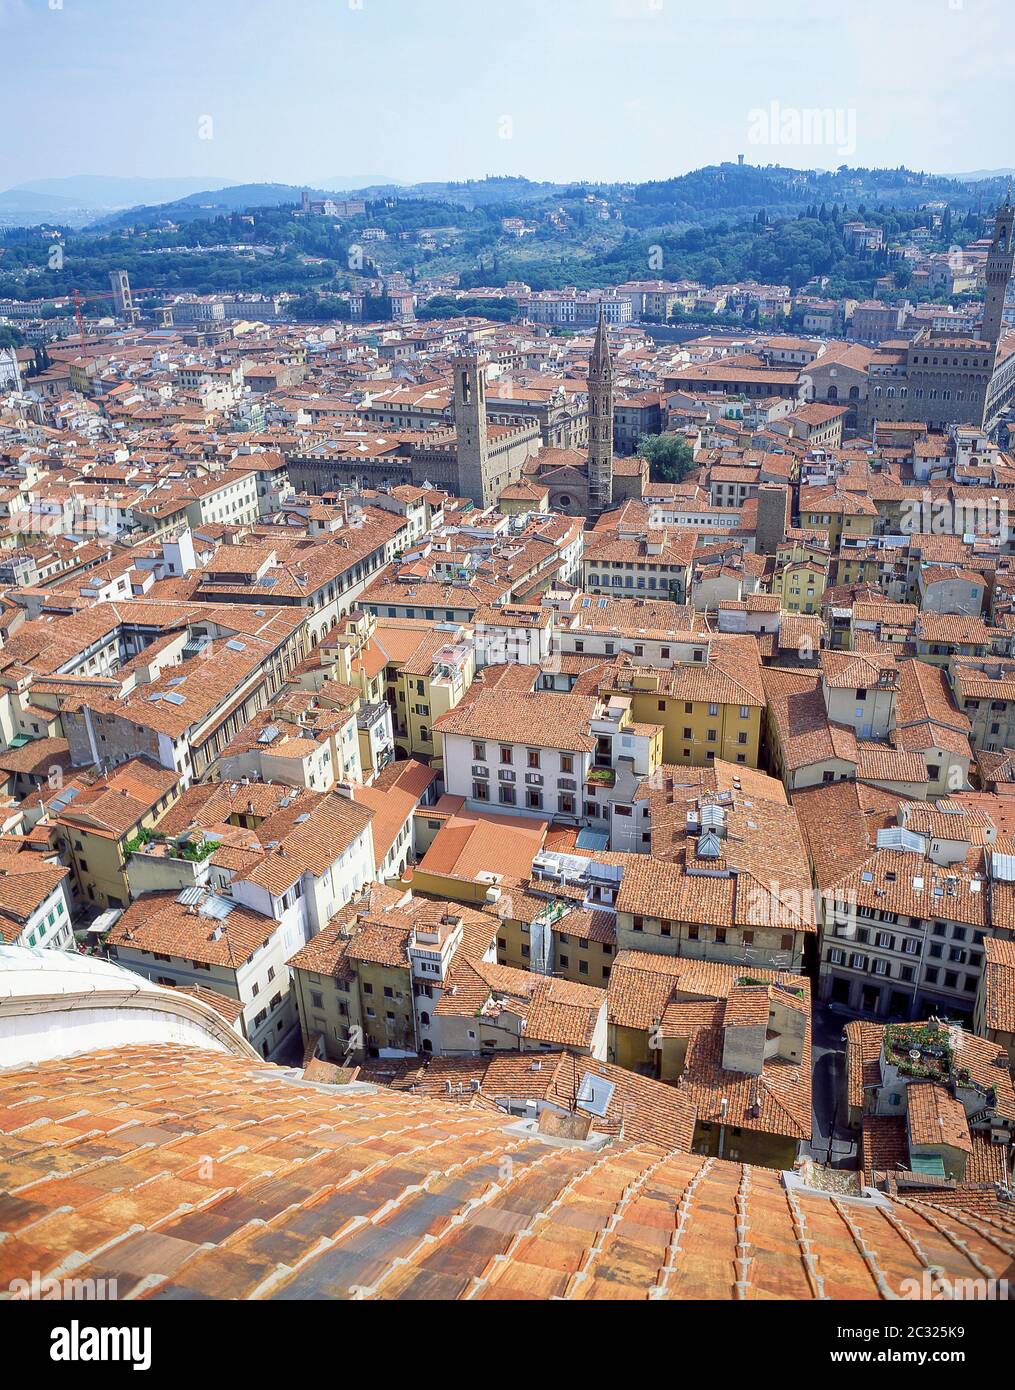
[[420, 1012, 430, 1027]]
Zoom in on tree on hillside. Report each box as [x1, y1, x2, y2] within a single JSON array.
[[637, 432, 695, 484]]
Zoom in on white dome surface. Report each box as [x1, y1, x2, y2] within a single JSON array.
[[0, 944, 257, 1069]]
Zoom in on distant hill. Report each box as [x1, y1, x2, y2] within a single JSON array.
[[0, 190, 101, 230], [2, 158, 1008, 310], [0, 188, 83, 214], [349, 175, 593, 208], [9, 176, 238, 207], [6, 161, 1012, 287], [0, 176, 241, 229], [92, 183, 335, 230], [80, 163, 1015, 237], [321, 176, 406, 193], [950, 168, 1015, 182], [94, 175, 581, 228], [624, 163, 1008, 229]]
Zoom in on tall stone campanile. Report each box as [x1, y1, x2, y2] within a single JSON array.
[[982, 189, 1015, 356], [453, 351, 491, 507], [587, 307, 614, 517], [109, 269, 139, 325]]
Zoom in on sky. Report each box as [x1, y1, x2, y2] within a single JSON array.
[[3, 0, 1014, 191]]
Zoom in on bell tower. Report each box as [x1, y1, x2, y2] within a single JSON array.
[[452, 351, 492, 508], [587, 307, 614, 517]]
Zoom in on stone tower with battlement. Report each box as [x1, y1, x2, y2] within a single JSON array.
[[452, 351, 492, 507], [587, 307, 614, 517], [982, 190, 1015, 358]]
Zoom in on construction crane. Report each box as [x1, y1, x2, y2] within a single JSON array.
[[70, 284, 162, 345]]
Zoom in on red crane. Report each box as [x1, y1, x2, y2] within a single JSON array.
[[70, 285, 161, 345]]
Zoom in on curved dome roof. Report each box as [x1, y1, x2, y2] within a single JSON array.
[[0, 944, 257, 1070]]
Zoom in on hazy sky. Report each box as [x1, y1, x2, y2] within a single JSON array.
[[3, 0, 1014, 190]]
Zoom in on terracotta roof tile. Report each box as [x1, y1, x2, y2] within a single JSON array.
[[0, 1044, 1007, 1301], [982, 937, 1015, 1034]]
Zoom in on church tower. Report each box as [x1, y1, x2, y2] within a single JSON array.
[[587, 307, 614, 517], [452, 351, 492, 507], [982, 188, 1014, 355]]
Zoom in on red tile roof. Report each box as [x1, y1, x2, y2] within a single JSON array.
[[1, 1044, 1012, 1301]]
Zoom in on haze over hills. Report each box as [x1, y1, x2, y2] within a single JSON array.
[[88, 184, 343, 230], [0, 176, 405, 230], [0, 175, 241, 229], [950, 168, 1015, 181], [322, 176, 406, 192], [9, 176, 240, 205], [4, 163, 1014, 234], [89, 163, 1014, 232]]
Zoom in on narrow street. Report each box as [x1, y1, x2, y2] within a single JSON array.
[[807, 1004, 858, 1169]]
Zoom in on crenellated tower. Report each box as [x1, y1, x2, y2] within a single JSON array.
[[981, 187, 1014, 355]]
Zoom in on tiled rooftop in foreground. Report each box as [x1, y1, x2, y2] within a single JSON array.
[[1, 1043, 1012, 1301]]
